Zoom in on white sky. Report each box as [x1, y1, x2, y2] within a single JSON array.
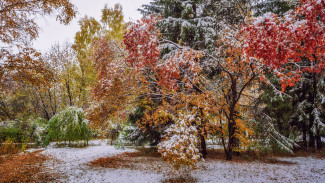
[[33, 0, 152, 52]]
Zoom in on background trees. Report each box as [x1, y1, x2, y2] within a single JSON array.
[[0, 0, 77, 120], [0, 0, 76, 87]]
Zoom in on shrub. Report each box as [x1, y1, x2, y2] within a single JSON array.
[[0, 124, 25, 143]]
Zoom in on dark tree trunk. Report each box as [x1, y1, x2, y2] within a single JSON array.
[[302, 124, 308, 150], [227, 119, 236, 160], [308, 127, 315, 149], [65, 79, 73, 106], [308, 72, 318, 150], [199, 133, 207, 159], [233, 137, 240, 156], [316, 134, 322, 150]]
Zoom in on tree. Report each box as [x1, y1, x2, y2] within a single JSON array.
[[252, 0, 295, 16], [46, 42, 79, 108], [45, 107, 91, 146], [84, 4, 133, 141], [244, 0, 325, 150], [123, 12, 301, 162], [73, 4, 125, 108], [0, 0, 77, 121], [0, 0, 76, 46], [122, 15, 257, 162], [0, 0, 76, 87], [139, 0, 218, 54], [250, 0, 299, 152]]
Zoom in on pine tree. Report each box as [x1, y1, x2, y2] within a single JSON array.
[[139, 0, 217, 55], [252, 0, 295, 16]]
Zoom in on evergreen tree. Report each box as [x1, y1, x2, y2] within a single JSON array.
[[139, 0, 217, 55], [252, 0, 295, 16]]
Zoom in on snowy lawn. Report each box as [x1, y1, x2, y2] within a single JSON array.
[[41, 140, 164, 183], [195, 157, 325, 183], [41, 140, 325, 183]]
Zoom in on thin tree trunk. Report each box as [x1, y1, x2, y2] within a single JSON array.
[[227, 118, 235, 160], [316, 132, 322, 150], [39, 93, 50, 121], [308, 124, 315, 149], [47, 88, 56, 116], [302, 124, 307, 150], [65, 79, 73, 106]]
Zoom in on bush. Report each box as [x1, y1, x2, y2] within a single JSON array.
[[44, 107, 92, 146], [29, 118, 47, 145], [0, 123, 26, 143], [0, 139, 20, 155]]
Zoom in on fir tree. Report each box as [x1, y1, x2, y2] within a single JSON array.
[[139, 0, 218, 55]]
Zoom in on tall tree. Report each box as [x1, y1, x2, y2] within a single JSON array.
[[139, 0, 218, 54], [84, 4, 128, 138], [245, 0, 325, 150], [73, 4, 125, 108]]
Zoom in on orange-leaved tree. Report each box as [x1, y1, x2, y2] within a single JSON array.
[[0, 0, 76, 88]]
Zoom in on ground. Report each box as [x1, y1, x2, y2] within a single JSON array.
[[1, 140, 325, 183]]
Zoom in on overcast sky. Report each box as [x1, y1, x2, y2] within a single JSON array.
[[33, 0, 152, 52]]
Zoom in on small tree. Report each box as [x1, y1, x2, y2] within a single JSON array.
[[45, 107, 91, 146]]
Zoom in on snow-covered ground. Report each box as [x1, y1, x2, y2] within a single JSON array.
[[41, 140, 325, 183], [41, 140, 164, 183], [195, 157, 325, 183]]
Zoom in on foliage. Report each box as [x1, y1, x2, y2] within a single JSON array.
[[140, 0, 221, 53], [0, 118, 47, 144], [0, 125, 25, 143], [0, 0, 76, 45], [0, 0, 76, 89], [44, 107, 91, 146], [245, 0, 325, 150], [158, 111, 200, 169], [252, 0, 295, 16], [73, 4, 125, 108], [0, 139, 20, 155], [124, 105, 170, 146]]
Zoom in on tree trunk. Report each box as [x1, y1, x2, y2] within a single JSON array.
[[308, 72, 317, 150], [316, 134, 322, 150], [227, 119, 236, 160], [65, 79, 73, 106], [199, 133, 207, 159], [302, 124, 308, 150], [308, 130, 315, 149], [233, 137, 240, 156]]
